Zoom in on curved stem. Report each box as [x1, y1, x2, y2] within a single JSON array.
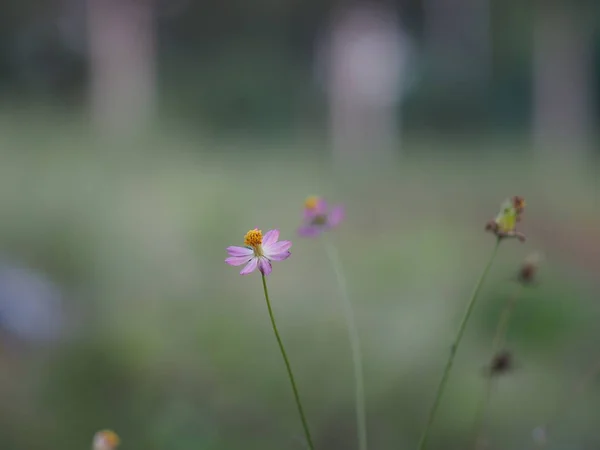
[[491, 284, 522, 352], [261, 273, 315, 450], [417, 238, 501, 450], [471, 283, 523, 449], [471, 379, 496, 450], [324, 238, 368, 450]]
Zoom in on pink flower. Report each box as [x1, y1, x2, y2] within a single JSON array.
[[93, 430, 120, 450], [297, 196, 345, 238], [226, 228, 292, 276]]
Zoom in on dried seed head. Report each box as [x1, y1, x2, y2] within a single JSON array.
[[488, 350, 513, 376], [513, 196, 526, 214], [485, 220, 498, 232], [519, 252, 543, 285], [485, 197, 526, 242]]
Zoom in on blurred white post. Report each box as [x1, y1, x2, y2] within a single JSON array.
[[532, 2, 594, 154], [87, 0, 157, 135], [322, 2, 408, 170]]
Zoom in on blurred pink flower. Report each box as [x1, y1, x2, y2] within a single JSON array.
[[226, 228, 292, 276], [93, 430, 120, 450], [297, 196, 344, 237]]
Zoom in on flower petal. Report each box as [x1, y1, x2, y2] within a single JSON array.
[[226, 246, 253, 257], [303, 199, 328, 221], [258, 257, 272, 276], [263, 240, 292, 257], [226, 254, 254, 266], [315, 198, 328, 214], [297, 225, 322, 238], [240, 258, 258, 275], [303, 208, 317, 221], [268, 251, 291, 261], [262, 229, 279, 247], [327, 205, 345, 228]]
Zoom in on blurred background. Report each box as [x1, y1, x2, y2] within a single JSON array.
[[0, 0, 598, 449]]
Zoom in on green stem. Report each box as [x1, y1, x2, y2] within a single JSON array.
[[324, 238, 368, 450], [417, 238, 501, 450], [471, 379, 495, 450], [261, 273, 315, 450], [491, 284, 522, 352], [471, 283, 523, 449]]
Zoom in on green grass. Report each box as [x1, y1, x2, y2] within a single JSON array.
[[0, 116, 597, 449]]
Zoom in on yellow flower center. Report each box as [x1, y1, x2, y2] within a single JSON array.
[[244, 229, 264, 256], [96, 430, 120, 448], [244, 228, 263, 247], [304, 196, 320, 210]]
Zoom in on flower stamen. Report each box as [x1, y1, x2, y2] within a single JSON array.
[[304, 196, 320, 210], [244, 228, 263, 247], [244, 228, 264, 256]]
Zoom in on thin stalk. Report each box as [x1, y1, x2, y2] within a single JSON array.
[[417, 238, 501, 450], [261, 273, 315, 450], [471, 283, 523, 449], [324, 237, 368, 450]]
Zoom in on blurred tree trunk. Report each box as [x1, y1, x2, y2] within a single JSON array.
[[323, 2, 408, 171], [87, 0, 156, 135], [532, 1, 594, 153]]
